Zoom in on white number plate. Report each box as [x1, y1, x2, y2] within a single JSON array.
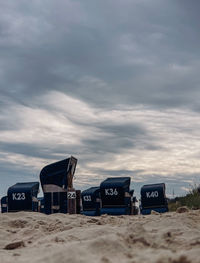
[[12, 193, 26, 201], [83, 195, 92, 202], [105, 188, 118, 196], [146, 191, 159, 198], [67, 192, 76, 199]]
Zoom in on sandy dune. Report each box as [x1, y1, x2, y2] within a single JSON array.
[[0, 210, 200, 263]]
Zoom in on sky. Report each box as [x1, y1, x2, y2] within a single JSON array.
[[0, 0, 200, 198]]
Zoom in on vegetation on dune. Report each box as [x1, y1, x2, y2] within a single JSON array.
[[168, 185, 200, 212]]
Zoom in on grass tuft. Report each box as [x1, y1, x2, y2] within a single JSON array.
[[168, 184, 200, 212]]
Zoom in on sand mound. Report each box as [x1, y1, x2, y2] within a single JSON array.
[[176, 206, 190, 213], [0, 210, 200, 263]]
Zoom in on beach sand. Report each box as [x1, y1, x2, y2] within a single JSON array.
[[0, 210, 200, 263]]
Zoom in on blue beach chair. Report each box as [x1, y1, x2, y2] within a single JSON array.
[[1, 196, 8, 213], [5, 182, 39, 212], [40, 156, 77, 214], [100, 177, 134, 215], [140, 183, 168, 215], [81, 187, 101, 216]]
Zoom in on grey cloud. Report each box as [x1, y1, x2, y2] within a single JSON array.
[[0, 142, 54, 160], [80, 122, 156, 154], [0, 140, 88, 164], [0, 0, 200, 109], [82, 137, 134, 154], [96, 124, 145, 138], [87, 168, 145, 178], [83, 123, 163, 154]]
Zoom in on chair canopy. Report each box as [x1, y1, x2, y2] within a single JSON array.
[[40, 156, 77, 191]]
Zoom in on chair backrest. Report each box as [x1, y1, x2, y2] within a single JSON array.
[[39, 156, 77, 214], [100, 177, 131, 207], [7, 182, 39, 212], [140, 183, 167, 209], [82, 187, 100, 211]]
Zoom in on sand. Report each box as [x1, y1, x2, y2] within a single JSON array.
[[0, 210, 200, 263]]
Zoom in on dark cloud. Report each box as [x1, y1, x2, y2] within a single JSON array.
[[0, 142, 54, 159], [0, 0, 200, 109], [81, 124, 162, 155], [97, 124, 145, 137]]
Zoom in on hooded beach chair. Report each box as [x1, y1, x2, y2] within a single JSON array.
[[140, 183, 168, 215], [6, 182, 39, 212], [40, 156, 77, 214], [81, 187, 101, 216], [1, 196, 8, 213], [100, 177, 134, 215]]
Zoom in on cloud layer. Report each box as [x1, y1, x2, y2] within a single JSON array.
[[0, 0, 200, 197], [1, 91, 200, 197]]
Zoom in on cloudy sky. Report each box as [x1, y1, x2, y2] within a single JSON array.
[[0, 0, 200, 198]]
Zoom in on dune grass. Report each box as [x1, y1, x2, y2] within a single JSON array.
[[168, 185, 200, 212]]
